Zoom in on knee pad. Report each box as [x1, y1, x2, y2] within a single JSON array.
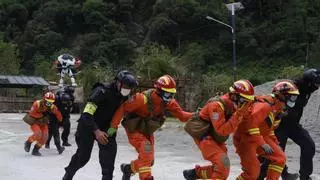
[[220, 155, 230, 168], [143, 141, 153, 153]]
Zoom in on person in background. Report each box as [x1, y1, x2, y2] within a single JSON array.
[[23, 92, 63, 156]]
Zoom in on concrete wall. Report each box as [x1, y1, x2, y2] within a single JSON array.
[[0, 96, 33, 113]]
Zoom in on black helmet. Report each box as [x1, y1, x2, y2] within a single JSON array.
[[62, 54, 73, 60], [303, 68, 320, 84], [115, 70, 138, 88], [64, 85, 75, 94]]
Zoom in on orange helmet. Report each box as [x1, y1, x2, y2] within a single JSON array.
[[229, 80, 255, 100], [43, 92, 55, 103], [272, 80, 299, 96], [154, 75, 176, 93]]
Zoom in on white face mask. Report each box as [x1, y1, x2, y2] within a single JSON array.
[[120, 88, 131, 96], [286, 101, 296, 108]]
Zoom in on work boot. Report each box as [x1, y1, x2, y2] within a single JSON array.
[[281, 172, 299, 180], [63, 142, 72, 146], [183, 169, 198, 180], [45, 143, 50, 149], [24, 141, 32, 152], [121, 163, 133, 180], [57, 146, 65, 154], [31, 145, 42, 156], [300, 175, 312, 180], [62, 173, 74, 180]]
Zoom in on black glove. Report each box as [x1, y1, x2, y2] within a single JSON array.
[[261, 144, 273, 154]]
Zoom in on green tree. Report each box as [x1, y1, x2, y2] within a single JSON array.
[[0, 40, 21, 75], [134, 44, 182, 79]]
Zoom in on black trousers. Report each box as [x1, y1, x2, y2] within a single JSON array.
[[64, 123, 117, 180], [259, 124, 315, 179], [276, 124, 315, 179], [46, 113, 62, 149], [61, 116, 71, 143]]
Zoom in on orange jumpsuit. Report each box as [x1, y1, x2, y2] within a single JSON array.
[[194, 94, 241, 179], [234, 97, 286, 180], [110, 89, 193, 180], [27, 100, 62, 148]]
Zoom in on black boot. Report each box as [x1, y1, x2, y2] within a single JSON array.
[[63, 142, 72, 146], [300, 175, 312, 180], [183, 169, 198, 180], [121, 163, 133, 180], [31, 145, 42, 156], [24, 141, 32, 152], [45, 143, 50, 149], [57, 146, 65, 154], [62, 173, 74, 180], [281, 172, 299, 180]]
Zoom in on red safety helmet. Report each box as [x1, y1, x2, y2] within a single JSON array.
[[43, 92, 55, 103], [154, 75, 177, 93], [272, 80, 299, 96], [229, 80, 255, 100]]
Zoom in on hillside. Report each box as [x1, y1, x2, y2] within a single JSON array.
[[0, 0, 319, 99]]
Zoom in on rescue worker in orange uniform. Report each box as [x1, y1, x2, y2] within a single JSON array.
[[183, 80, 255, 180], [106, 75, 194, 180], [234, 80, 300, 180], [23, 92, 63, 156]]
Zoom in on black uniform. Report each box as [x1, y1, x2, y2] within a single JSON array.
[[275, 78, 318, 180], [46, 90, 74, 147], [63, 82, 128, 180], [46, 112, 64, 152], [58, 91, 74, 145]]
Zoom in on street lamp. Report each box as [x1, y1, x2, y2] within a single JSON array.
[[206, 2, 244, 81]]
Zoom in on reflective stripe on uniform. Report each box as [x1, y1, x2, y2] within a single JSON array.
[[274, 119, 281, 126], [143, 95, 148, 104], [268, 164, 284, 173], [139, 166, 151, 174], [237, 175, 244, 180], [201, 170, 208, 179], [83, 102, 97, 115], [248, 128, 260, 135], [216, 101, 225, 111], [268, 113, 274, 124]]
